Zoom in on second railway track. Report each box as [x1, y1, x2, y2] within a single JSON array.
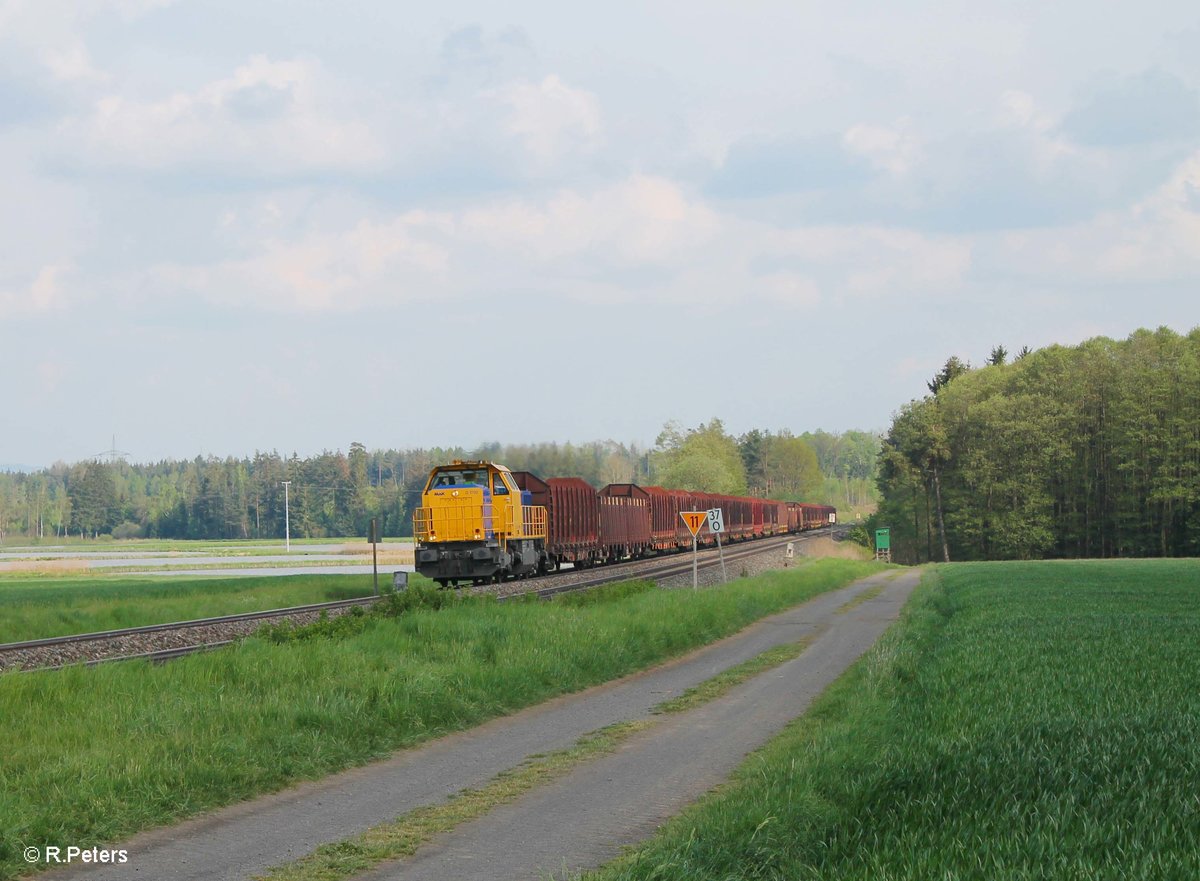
[[0, 596, 381, 673], [1, 527, 842, 673]]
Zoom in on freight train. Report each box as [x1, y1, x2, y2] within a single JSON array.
[[413, 460, 836, 587]]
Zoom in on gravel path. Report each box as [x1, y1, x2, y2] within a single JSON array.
[[42, 569, 905, 881]]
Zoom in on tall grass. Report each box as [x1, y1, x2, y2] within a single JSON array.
[[0, 574, 392, 643], [589, 559, 1200, 880], [0, 559, 878, 880]]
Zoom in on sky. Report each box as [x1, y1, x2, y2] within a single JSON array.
[[2, 1, 1198, 469]]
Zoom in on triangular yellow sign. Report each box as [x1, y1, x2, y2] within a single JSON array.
[[681, 511, 707, 537]]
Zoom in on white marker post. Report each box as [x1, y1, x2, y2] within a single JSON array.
[[680, 511, 707, 590], [707, 508, 727, 583], [281, 480, 291, 553]]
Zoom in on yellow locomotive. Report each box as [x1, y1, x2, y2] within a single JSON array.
[[412, 461, 548, 586]]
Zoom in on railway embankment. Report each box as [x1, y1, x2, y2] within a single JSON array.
[[3, 558, 882, 881]]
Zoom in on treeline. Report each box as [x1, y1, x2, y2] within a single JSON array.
[[0, 425, 880, 542], [876, 327, 1200, 563], [654, 420, 878, 510], [0, 441, 646, 542]]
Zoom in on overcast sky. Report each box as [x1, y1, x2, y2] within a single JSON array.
[[2, 1, 1198, 468]]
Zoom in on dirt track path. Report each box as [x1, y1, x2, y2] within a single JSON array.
[[44, 569, 910, 881], [362, 569, 919, 881]]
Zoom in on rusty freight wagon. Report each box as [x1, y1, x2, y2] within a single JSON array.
[[643, 486, 682, 551], [597, 484, 652, 560], [788, 502, 835, 531], [511, 472, 601, 569]]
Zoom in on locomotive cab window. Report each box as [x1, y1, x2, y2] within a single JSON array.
[[493, 473, 509, 495], [428, 469, 486, 489]]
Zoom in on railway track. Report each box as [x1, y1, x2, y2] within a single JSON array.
[[520, 528, 835, 599], [0, 596, 381, 673], [1, 527, 842, 673]]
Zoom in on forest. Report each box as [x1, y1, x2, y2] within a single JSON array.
[[876, 327, 1200, 563], [0, 425, 879, 542]]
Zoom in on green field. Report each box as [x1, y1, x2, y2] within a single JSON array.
[[589, 559, 1200, 880], [0, 559, 879, 881], [0, 574, 397, 643]]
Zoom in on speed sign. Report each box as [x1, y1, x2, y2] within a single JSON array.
[[706, 508, 725, 534]]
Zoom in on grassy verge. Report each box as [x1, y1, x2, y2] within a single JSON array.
[[0, 574, 407, 643], [586, 559, 1200, 880], [0, 559, 879, 880]]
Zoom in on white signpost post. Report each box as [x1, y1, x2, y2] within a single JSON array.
[[680, 511, 707, 590], [707, 508, 727, 583]]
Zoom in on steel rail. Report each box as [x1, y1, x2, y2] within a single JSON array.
[[36, 641, 238, 671], [0, 596, 381, 654]]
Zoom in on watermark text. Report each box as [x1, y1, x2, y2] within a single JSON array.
[[23, 845, 129, 865]]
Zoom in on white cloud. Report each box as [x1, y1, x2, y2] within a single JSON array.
[[843, 120, 920, 175], [59, 55, 385, 174], [459, 174, 717, 264], [43, 39, 108, 83], [990, 148, 1200, 285], [138, 174, 978, 315], [766, 225, 973, 300], [0, 0, 173, 81], [486, 75, 602, 161], [149, 216, 450, 313], [0, 264, 69, 318]]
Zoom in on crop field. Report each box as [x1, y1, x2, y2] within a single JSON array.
[[589, 559, 1200, 880], [0, 574, 394, 643], [0, 558, 879, 881]]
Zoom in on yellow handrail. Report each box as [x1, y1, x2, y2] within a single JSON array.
[[414, 504, 547, 543]]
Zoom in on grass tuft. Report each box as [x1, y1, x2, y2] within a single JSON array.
[[653, 639, 815, 715]]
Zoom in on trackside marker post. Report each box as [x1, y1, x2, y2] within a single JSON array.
[[369, 518, 380, 596], [681, 511, 707, 589], [707, 508, 726, 583]]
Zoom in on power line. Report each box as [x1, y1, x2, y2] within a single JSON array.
[[91, 435, 130, 465]]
